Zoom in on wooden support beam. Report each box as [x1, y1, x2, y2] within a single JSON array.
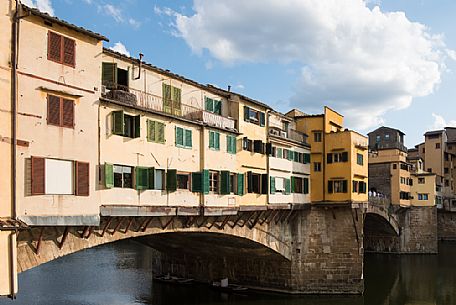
[[80, 226, 89, 238], [265, 210, 278, 224], [228, 214, 244, 228], [58, 226, 70, 249], [140, 218, 154, 232], [185, 216, 197, 228], [136, 218, 149, 232], [85, 226, 94, 239], [248, 211, 264, 229], [206, 216, 218, 229], [259, 210, 272, 225], [196, 216, 206, 228], [161, 216, 174, 230], [123, 218, 134, 233], [101, 217, 113, 237], [238, 212, 254, 228], [35, 227, 45, 255], [111, 217, 124, 235], [283, 209, 294, 224], [215, 215, 230, 230]]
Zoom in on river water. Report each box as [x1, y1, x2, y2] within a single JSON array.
[[1, 240, 455, 305]]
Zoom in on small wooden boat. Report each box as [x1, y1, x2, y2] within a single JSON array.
[[153, 274, 194, 285], [211, 278, 248, 293]]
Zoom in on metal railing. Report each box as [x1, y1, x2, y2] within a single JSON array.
[[269, 127, 308, 144], [102, 83, 236, 130]]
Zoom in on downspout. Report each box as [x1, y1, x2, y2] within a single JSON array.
[[265, 110, 270, 207]]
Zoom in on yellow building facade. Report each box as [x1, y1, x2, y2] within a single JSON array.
[[289, 107, 368, 204]]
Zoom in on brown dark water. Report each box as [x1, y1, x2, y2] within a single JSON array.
[[1, 240, 455, 305]]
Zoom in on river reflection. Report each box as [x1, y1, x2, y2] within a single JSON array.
[[0, 240, 455, 305]]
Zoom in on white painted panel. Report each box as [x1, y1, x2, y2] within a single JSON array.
[[45, 159, 74, 195]]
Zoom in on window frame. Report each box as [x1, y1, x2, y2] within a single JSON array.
[[113, 164, 134, 189], [209, 171, 220, 193], [47, 94, 74, 128], [175, 126, 192, 148], [47, 31, 76, 68], [176, 172, 191, 190]]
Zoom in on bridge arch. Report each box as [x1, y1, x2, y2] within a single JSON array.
[[364, 204, 401, 253], [16, 214, 292, 274]]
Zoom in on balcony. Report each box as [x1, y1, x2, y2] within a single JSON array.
[[102, 84, 236, 131], [269, 127, 308, 144], [370, 142, 407, 152]]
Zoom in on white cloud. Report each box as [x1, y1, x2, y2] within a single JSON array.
[[22, 0, 54, 16], [109, 42, 130, 57], [431, 113, 456, 130], [236, 84, 245, 90], [96, 3, 140, 28], [172, 0, 454, 131], [103, 4, 123, 22]]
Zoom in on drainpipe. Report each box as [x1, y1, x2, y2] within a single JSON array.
[[265, 110, 270, 207]]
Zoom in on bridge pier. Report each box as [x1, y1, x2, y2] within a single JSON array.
[[146, 206, 364, 294]]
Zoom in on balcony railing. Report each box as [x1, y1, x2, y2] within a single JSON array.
[[269, 127, 308, 144], [370, 142, 407, 152], [102, 83, 236, 130]]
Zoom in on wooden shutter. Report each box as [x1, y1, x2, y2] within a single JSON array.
[[266, 143, 272, 155], [185, 129, 192, 147], [236, 173, 244, 196], [247, 171, 253, 193], [135, 167, 149, 190], [48, 31, 62, 62], [284, 178, 291, 195], [148, 168, 155, 189], [261, 174, 268, 194], [31, 156, 45, 195], [63, 37, 75, 67], [342, 152, 349, 162], [209, 131, 214, 148], [62, 98, 74, 128], [47, 95, 61, 126], [175, 127, 184, 146], [220, 171, 230, 195], [327, 153, 333, 164], [133, 115, 141, 138], [328, 181, 333, 193], [214, 100, 222, 115], [270, 176, 275, 194], [162, 83, 172, 114], [259, 112, 266, 127], [277, 148, 282, 158], [172, 86, 182, 115], [166, 169, 177, 192], [205, 97, 213, 112], [191, 172, 202, 193], [304, 153, 311, 164], [147, 120, 155, 142], [112, 111, 124, 135], [157, 122, 165, 143], [102, 62, 117, 88], [105, 163, 114, 188], [214, 132, 220, 150], [304, 178, 309, 194], [75, 161, 89, 196], [202, 169, 210, 194], [291, 176, 295, 193], [244, 106, 250, 122], [342, 180, 348, 193]]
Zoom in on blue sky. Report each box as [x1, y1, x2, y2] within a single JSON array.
[[25, 0, 456, 147]]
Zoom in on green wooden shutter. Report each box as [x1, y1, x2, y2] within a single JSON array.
[[277, 148, 282, 158], [270, 176, 275, 194], [220, 171, 230, 195], [102, 62, 117, 88], [304, 153, 311, 164], [175, 127, 184, 146], [259, 112, 265, 127], [209, 131, 214, 149], [105, 163, 114, 188], [291, 176, 295, 193], [172, 86, 182, 115], [288, 150, 293, 161], [294, 151, 299, 162], [342, 152, 349, 162], [247, 171, 253, 193], [226, 135, 231, 153], [237, 173, 244, 196], [244, 106, 250, 122], [135, 167, 149, 190], [147, 120, 154, 142], [162, 83, 172, 114], [328, 181, 333, 193], [284, 178, 291, 195], [157, 122, 165, 143], [112, 110, 124, 135], [185, 129, 192, 147], [166, 169, 177, 192], [205, 97, 213, 112], [304, 178, 309, 194], [148, 167, 155, 189], [133, 115, 141, 138], [214, 100, 222, 115], [215, 132, 220, 150], [191, 172, 202, 193], [202, 169, 210, 194]]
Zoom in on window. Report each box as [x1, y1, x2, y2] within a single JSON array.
[[177, 173, 191, 190], [400, 177, 406, 184], [275, 177, 285, 192], [243, 106, 265, 126], [427, 168, 432, 173], [375, 135, 380, 143], [209, 131, 220, 150], [227, 135, 237, 154], [253, 140, 264, 154], [291, 177, 309, 194], [154, 169, 165, 190], [113, 165, 133, 188], [328, 180, 347, 193], [246, 172, 262, 194], [444, 168, 449, 174], [112, 111, 140, 138], [357, 153, 363, 165], [327, 152, 348, 163], [229, 173, 237, 194], [314, 132, 322, 142], [209, 171, 219, 193], [205, 97, 222, 115], [352, 181, 367, 194], [422, 148, 425, 153], [385, 134, 390, 140], [418, 193, 429, 200], [393, 164, 397, 170], [400, 192, 410, 200], [147, 120, 165, 143], [314, 162, 322, 172], [47, 94, 74, 128], [175, 126, 192, 148], [162, 84, 182, 116], [276, 148, 283, 158], [47, 31, 75, 67], [436, 143, 441, 149], [400, 163, 409, 171], [445, 180, 450, 187], [418, 177, 425, 184], [102, 63, 129, 89]]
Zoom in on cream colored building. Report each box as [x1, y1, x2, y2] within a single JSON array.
[[268, 111, 311, 205]]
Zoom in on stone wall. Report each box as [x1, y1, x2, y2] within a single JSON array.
[[438, 211, 456, 240], [368, 163, 392, 198]]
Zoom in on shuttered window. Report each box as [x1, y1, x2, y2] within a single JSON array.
[[175, 126, 192, 148], [75, 162, 89, 196], [236, 173, 245, 196], [47, 94, 74, 128], [166, 169, 177, 192], [209, 131, 220, 150], [220, 171, 230, 195], [112, 111, 140, 138], [105, 163, 114, 188], [226, 135, 236, 154], [31, 156, 45, 195], [135, 167, 150, 190], [270, 176, 275, 194], [147, 120, 165, 143], [47, 31, 75, 67], [205, 97, 222, 115], [162, 84, 182, 115]]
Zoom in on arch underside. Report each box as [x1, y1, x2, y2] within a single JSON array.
[[364, 213, 401, 253]]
